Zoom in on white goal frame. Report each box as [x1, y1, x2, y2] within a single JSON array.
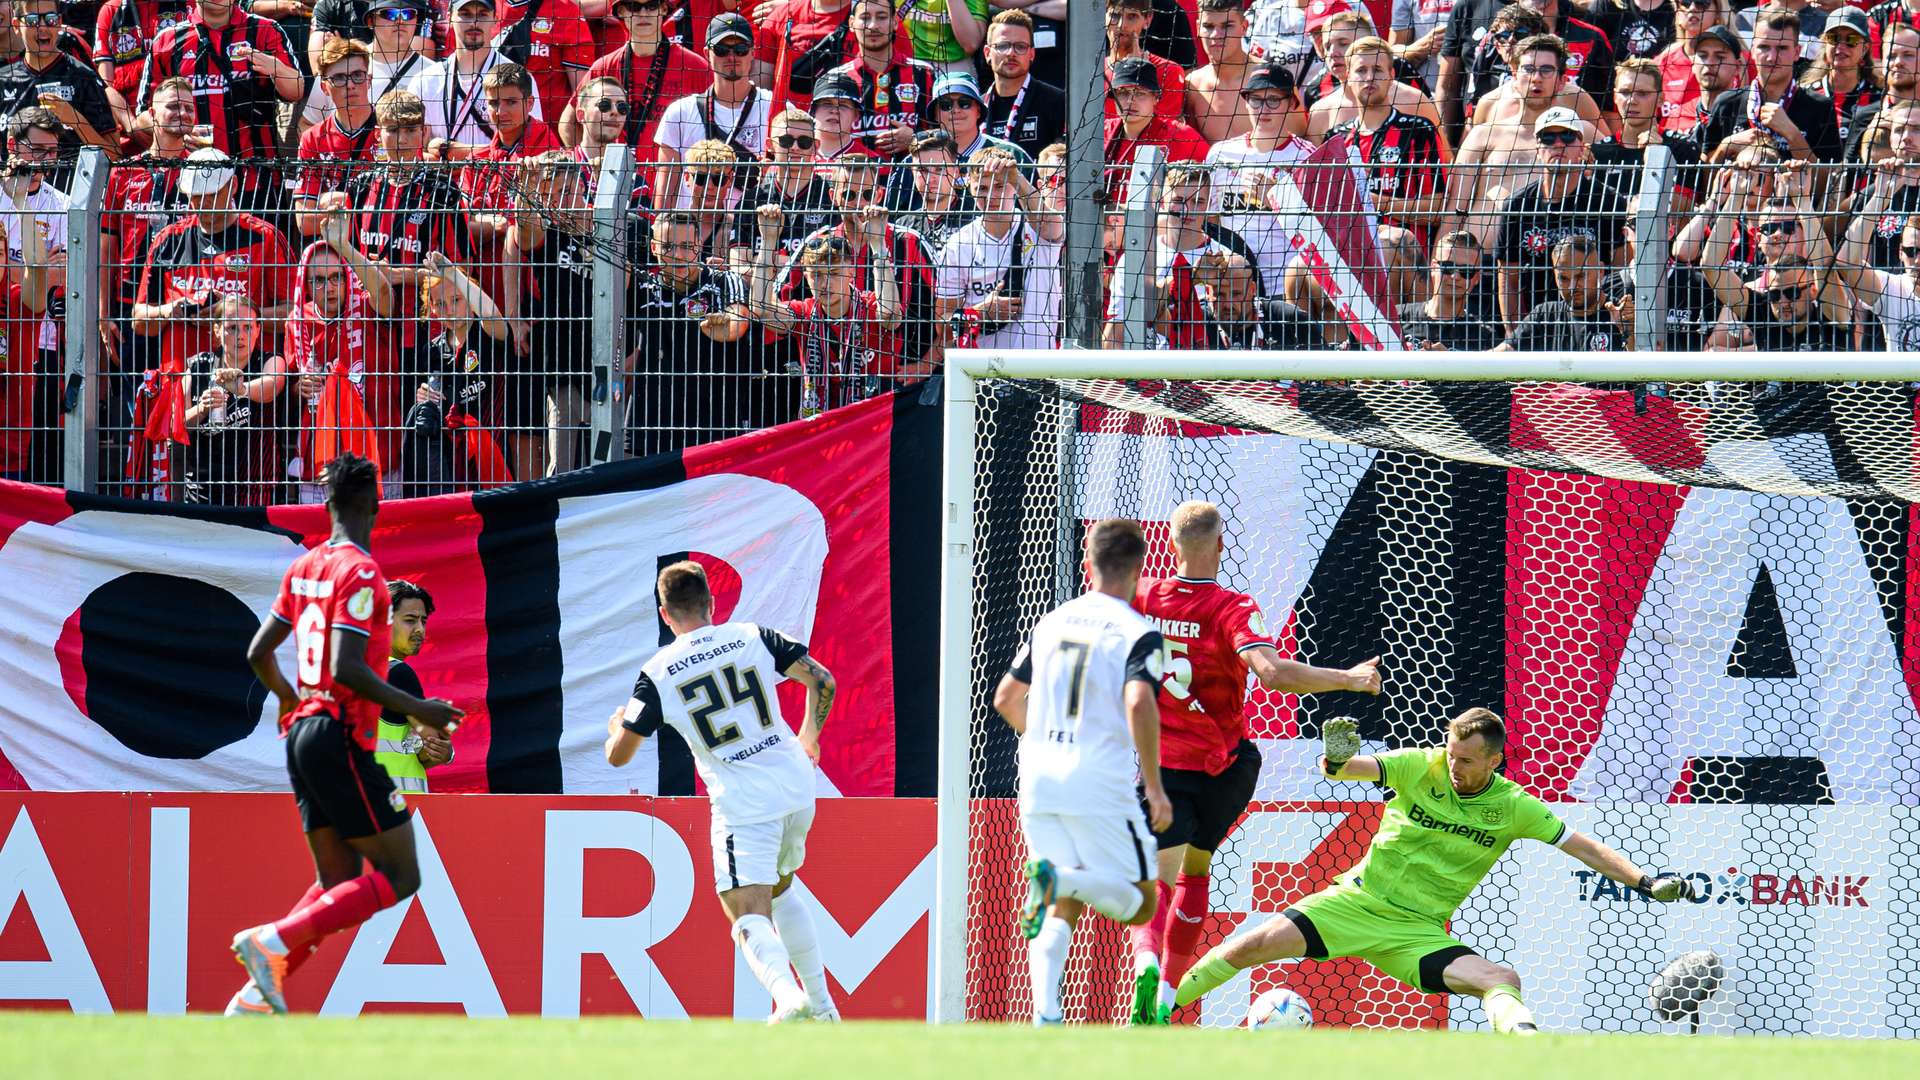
[[931, 348, 1920, 1025]]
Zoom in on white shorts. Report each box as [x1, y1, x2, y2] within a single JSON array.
[[1020, 811, 1154, 884], [712, 805, 814, 893]]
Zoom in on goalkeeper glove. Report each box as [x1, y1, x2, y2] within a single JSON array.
[[1635, 874, 1698, 902], [1323, 716, 1361, 773]]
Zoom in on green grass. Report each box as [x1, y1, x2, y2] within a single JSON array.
[[2, 1015, 1916, 1079]]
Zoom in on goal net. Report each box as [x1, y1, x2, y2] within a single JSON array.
[[934, 351, 1920, 1037]]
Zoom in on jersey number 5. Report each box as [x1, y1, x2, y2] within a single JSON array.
[[679, 664, 774, 750]]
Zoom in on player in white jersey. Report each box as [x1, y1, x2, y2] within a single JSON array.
[[994, 518, 1173, 1025], [604, 561, 840, 1023]]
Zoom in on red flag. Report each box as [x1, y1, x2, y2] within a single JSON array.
[[769, 17, 795, 120], [1282, 133, 1403, 349]]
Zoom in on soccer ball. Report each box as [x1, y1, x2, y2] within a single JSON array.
[[1246, 988, 1313, 1030]]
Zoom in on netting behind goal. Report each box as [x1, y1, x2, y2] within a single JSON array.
[[957, 371, 1920, 1036]]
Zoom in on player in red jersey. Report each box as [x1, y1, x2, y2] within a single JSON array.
[[227, 453, 462, 1015], [1127, 499, 1382, 1025]]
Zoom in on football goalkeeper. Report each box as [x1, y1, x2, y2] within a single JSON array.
[[1175, 708, 1696, 1033]]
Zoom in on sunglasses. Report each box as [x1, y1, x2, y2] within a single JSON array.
[[1536, 129, 1581, 146], [377, 8, 419, 21], [1674, 0, 1712, 8], [688, 171, 729, 186], [1491, 29, 1518, 42], [1434, 261, 1480, 276], [1756, 220, 1798, 237], [591, 98, 631, 114], [1765, 283, 1808, 302], [934, 97, 977, 112], [775, 133, 817, 149], [19, 11, 59, 26], [617, 0, 666, 12], [709, 41, 752, 57]]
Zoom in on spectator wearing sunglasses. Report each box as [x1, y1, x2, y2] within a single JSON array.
[[679, 138, 748, 264], [1711, 253, 1849, 351], [306, 0, 432, 74], [298, 0, 432, 132], [740, 105, 837, 260], [1494, 107, 1627, 332], [1492, 233, 1633, 352], [823, 0, 937, 158], [1397, 231, 1502, 350], [1696, 163, 1840, 323], [656, 13, 769, 208], [565, 76, 635, 200], [570, 0, 709, 152]]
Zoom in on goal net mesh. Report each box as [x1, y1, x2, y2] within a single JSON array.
[[961, 375, 1920, 1036]]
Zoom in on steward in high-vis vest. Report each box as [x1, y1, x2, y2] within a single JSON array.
[[379, 579, 452, 792]]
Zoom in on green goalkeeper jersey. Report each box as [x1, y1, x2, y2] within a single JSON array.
[[1342, 747, 1569, 923]]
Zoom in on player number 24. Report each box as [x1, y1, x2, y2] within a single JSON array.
[[678, 664, 774, 750]]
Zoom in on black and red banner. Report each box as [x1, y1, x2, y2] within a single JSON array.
[[0, 392, 941, 796]]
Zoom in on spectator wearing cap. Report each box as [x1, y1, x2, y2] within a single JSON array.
[[410, 0, 539, 155], [1205, 62, 1313, 292], [1672, 20, 1747, 134], [1103, 57, 1210, 199], [92, 0, 196, 114], [1327, 37, 1446, 243], [1699, 7, 1843, 162], [808, 71, 879, 161], [656, 12, 769, 210], [823, 0, 938, 158], [0, 0, 121, 158], [299, 0, 434, 132], [295, 38, 381, 237], [1493, 107, 1627, 331], [305, 0, 431, 84], [929, 71, 1028, 165], [1450, 34, 1598, 246], [1307, 11, 1447, 143], [1801, 6, 1880, 145], [1187, 0, 1258, 144], [1105, 0, 1188, 123], [899, 0, 989, 75], [982, 10, 1064, 159], [569, 0, 709, 152], [1592, 57, 1702, 214], [1847, 20, 1919, 162], [138, 0, 303, 174], [1657, 0, 1744, 134], [1491, 233, 1632, 352]]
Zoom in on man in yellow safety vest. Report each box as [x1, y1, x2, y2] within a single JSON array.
[[379, 580, 452, 792]]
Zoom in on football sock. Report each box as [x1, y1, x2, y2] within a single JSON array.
[[1174, 950, 1241, 1008], [1164, 872, 1210, 985], [281, 883, 326, 974], [1484, 984, 1536, 1033], [272, 869, 398, 952], [1127, 881, 1174, 966], [1053, 867, 1144, 922], [1028, 915, 1072, 1022], [771, 890, 835, 1014], [733, 913, 807, 1013]]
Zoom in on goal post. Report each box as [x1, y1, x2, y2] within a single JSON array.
[[935, 349, 1920, 1035]]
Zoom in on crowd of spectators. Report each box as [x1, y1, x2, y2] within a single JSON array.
[[0, 0, 1912, 502]]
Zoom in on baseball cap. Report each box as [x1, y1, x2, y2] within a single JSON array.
[[1534, 106, 1581, 136], [1243, 64, 1296, 95], [1824, 7, 1869, 40], [706, 11, 752, 46], [1304, 0, 1354, 33], [452, 0, 493, 13], [368, 0, 420, 15], [931, 72, 985, 106], [1691, 25, 1745, 56], [810, 72, 860, 106], [1108, 57, 1161, 95], [179, 147, 235, 197]]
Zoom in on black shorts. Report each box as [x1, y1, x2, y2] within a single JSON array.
[[286, 711, 411, 840], [1140, 739, 1262, 853]]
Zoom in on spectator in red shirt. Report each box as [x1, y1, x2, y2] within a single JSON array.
[[752, 0, 854, 112], [295, 38, 379, 238], [808, 71, 876, 162], [566, 0, 710, 151], [1103, 56, 1210, 199], [138, 0, 304, 171], [103, 75, 197, 373], [495, 0, 595, 122], [284, 209, 401, 496], [823, 0, 937, 157], [1658, 0, 1741, 133], [459, 61, 563, 246], [94, 0, 196, 111], [0, 173, 52, 482], [1105, 0, 1188, 123]]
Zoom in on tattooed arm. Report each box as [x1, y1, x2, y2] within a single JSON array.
[[782, 654, 836, 765]]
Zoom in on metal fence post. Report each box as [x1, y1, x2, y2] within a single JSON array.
[[64, 146, 106, 494], [1633, 143, 1674, 353], [1121, 145, 1166, 351], [1060, 1, 1107, 350], [589, 144, 635, 468]]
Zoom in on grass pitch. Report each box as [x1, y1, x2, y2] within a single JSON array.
[[2, 1015, 1915, 1080]]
